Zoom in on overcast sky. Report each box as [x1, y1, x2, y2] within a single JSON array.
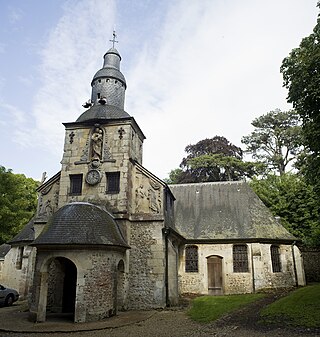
[[0, 0, 318, 181]]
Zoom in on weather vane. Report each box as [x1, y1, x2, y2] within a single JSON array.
[[109, 30, 118, 48]]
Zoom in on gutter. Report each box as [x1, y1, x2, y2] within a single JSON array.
[[291, 241, 298, 287], [162, 227, 170, 307]]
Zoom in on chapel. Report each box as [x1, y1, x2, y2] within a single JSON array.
[[0, 37, 305, 323]]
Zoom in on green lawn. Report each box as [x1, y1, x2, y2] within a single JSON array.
[[260, 283, 320, 328], [187, 293, 264, 323]]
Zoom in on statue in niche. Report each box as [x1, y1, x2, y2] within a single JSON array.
[[91, 127, 103, 161]]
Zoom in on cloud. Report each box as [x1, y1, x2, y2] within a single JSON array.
[[125, 0, 318, 178], [0, 43, 5, 54], [18, 75, 34, 87], [0, 102, 33, 146], [31, 0, 117, 153], [8, 6, 23, 24], [8, 0, 316, 180]]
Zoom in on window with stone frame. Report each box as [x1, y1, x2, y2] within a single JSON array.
[[69, 174, 83, 195], [233, 244, 249, 272], [106, 172, 120, 193], [271, 245, 281, 272], [185, 245, 199, 272]]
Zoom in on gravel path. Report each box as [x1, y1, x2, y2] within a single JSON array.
[[1, 293, 319, 337]]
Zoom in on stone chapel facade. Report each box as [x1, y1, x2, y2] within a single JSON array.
[[0, 42, 305, 323]]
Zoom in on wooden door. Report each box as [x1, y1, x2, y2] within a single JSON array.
[[207, 256, 223, 295]]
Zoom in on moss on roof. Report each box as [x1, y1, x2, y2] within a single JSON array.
[[170, 181, 296, 242]]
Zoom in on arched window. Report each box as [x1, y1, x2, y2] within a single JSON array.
[[233, 244, 249, 272], [271, 245, 281, 272], [185, 245, 198, 272], [118, 260, 125, 273]]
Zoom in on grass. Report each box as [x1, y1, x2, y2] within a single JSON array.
[[187, 293, 264, 323], [260, 283, 320, 328]]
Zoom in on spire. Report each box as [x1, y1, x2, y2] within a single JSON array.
[[77, 32, 130, 123], [89, 31, 126, 109]]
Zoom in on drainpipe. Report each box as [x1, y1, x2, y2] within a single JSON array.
[[162, 227, 170, 307], [291, 241, 298, 287], [250, 244, 255, 293]]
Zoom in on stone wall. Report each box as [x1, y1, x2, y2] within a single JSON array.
[[1, 245, 36, 300], [81, 251, 117, 321], [0, 259, 4, 280], [127, 221, 166, 309], [301, 248, 320, 282], [29, 248, 126, 323], [59, 121, 143, 214], [252, 243, 298, 292], [178, 242, 301, 296]]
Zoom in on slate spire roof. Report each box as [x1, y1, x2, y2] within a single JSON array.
[[93, 47, 127, 88], [76, 104, 131, 122], [76, 46, 129, 123]]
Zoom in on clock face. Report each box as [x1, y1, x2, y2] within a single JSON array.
[[86, 169, 101, 185]]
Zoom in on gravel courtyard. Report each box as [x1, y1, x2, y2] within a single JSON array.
[[0, 293, 319, 337]]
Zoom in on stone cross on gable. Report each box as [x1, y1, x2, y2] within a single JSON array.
[[109, 30, 118, 48]]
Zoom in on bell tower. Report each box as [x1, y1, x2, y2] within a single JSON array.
[[58, 32, 145, 215]]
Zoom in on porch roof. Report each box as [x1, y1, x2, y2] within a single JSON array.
[[32, 202, 129, 249]]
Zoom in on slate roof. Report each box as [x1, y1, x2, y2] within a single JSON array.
[[8, 218, 35, 245], [170, 181, 296, 242], [76, 104, 131, 123], [0, 244, 10, 260], [92, 67, 126, 87], [92, 47, 126, 87], [32, 202, 129, 248]]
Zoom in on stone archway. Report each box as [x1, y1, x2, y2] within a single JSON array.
[[46, 257, 77, 319], [116, 259, 125, 311]]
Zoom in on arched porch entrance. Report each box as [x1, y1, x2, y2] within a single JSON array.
[[46, 257, 77, 320], [116, 259, 125, 311]]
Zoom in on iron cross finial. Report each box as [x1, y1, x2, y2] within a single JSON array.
[[109, 30, 118, 48]]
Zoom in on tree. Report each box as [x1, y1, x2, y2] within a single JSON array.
[[250, 173, 320, 247], [281, 6, 320, 193], [241, 109, 303, 176], [167, 136, 263, 184], [0, 166, 39, 244]]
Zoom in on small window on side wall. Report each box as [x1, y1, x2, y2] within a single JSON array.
[[271, 245, 281, 272], [185, 245, 198, 272], [106, 172, 120, 193], [233, 244, 249, 272], [70, 174, 83, 195]]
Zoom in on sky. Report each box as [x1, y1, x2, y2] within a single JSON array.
[[0, 0, 318, 181]]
